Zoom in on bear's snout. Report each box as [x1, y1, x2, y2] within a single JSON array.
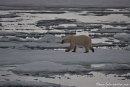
[[61, 40, 64, 44]]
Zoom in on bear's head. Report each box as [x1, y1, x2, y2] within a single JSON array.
[[61, 36, 71, 44]]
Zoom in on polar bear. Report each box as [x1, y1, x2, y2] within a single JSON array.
[[61, 35, 94, 53]]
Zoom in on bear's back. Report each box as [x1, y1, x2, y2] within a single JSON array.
[[72, 35, 91, 45]]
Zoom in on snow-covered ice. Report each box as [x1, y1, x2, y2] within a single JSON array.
[[0, 48, 130, 65], [0, 48, 130, 77]]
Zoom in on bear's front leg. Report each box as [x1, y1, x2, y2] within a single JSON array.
[[65, 47, 72, 52], [65, 44, 74, 52], [65, 49, 70, 52], [72, 45, 76, 52], [84, 46, 89, 53]]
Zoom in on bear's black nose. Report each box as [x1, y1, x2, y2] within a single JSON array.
[[61, 40, 64, 44]]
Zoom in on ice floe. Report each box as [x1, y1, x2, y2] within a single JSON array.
[[0, 48, 130, 65]]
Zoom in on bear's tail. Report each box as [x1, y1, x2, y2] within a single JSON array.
[[90, 46, 94, 52]]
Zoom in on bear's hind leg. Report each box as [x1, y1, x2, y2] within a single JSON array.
[[89, 46, 94, 52], [72, 45, 76, 52]]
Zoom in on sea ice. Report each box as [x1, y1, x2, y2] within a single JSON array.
[[0, 48, 130, 65]]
